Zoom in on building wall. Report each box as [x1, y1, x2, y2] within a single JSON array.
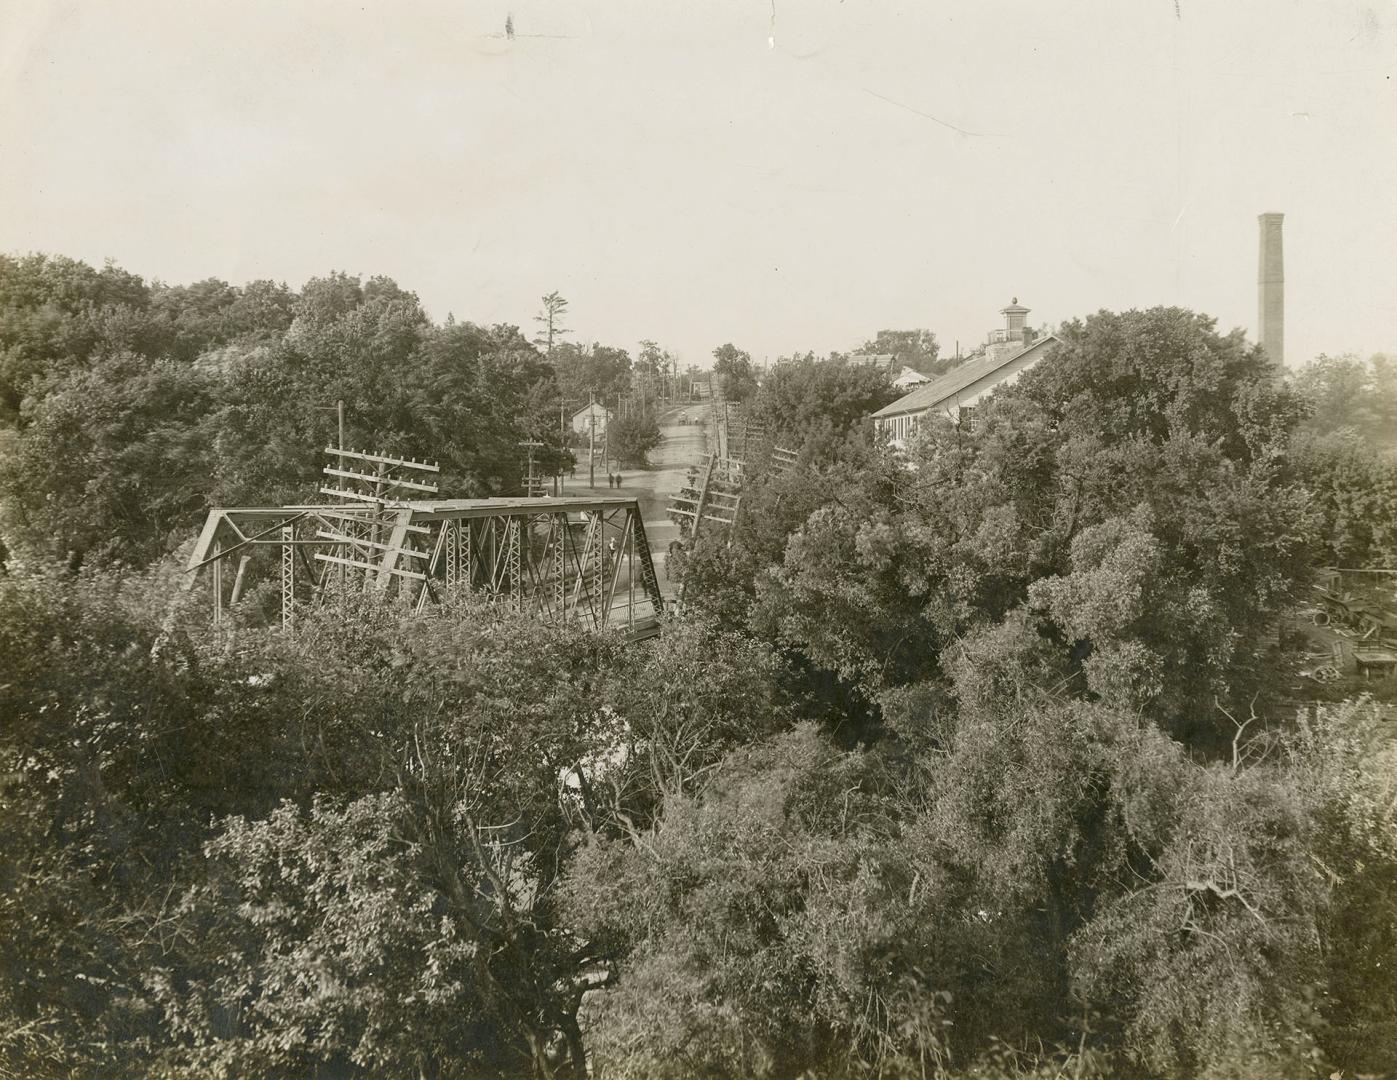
[[875, 344, 1049, 450], [570, 406, 610, 436]]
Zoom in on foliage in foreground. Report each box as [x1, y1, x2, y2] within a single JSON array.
[[563, 683, 1396, 1079], [2, 562, 1394, 1078], [0, 573, 788, 1078]]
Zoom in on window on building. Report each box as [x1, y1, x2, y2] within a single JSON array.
[[959, 406, 979, 433]]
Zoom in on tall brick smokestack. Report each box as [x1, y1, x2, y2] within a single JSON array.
[[1258, 212, 1284, 365]]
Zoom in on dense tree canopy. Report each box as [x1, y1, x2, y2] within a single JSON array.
[[0, 257, 575, 567], [550, 341, 632, 408], [717, 309, 1316, 744]]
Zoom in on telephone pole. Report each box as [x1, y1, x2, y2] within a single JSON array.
[[519, 439, 544, 497]]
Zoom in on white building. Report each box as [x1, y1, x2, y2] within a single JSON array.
[[891, 366, 932, 390], [872, 300, 1056, 449], [570, 402, 611, 436]]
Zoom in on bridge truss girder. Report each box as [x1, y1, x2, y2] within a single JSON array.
[[184, 496, 664, 640]]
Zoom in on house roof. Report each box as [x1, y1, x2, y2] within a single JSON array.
[[872, 335, 1057, 419], [570, 402, 609, 419], [892, 366, 930, 385]]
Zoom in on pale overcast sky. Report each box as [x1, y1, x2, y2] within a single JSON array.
[[2, 0, 1394, 369]]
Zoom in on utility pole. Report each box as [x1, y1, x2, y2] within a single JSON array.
[[588, 409, 596, 488], [518, 439, 544, 497], [603, 401, 610, 477], [315, 399, 348, 504], [559, 402, 566, 494], [335, 400, 346, 589]]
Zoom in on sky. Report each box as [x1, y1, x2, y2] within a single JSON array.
[[2, 0, 1395, 370]]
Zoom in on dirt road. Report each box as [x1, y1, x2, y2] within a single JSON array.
[[559, 403, 708, 601]]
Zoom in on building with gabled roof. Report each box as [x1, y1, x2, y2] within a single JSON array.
[[892, 366, 932, 390], [570, 401, 611, 436], [872, 299, 1056, 449]]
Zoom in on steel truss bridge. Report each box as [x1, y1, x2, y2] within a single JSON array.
[[184, 495, 665, 640]]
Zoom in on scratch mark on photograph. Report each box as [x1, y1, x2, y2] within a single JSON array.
[[863, 87, 1006, 138]]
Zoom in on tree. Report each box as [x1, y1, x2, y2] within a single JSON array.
[[712, 343, 757, 402], [609, 412, 661, 466], [1290, 429, 1397, 567], [0, 258, 576, 565], [0, 564, 299, 1077], [0, 545, 820, 1077], [0, 353, 218, 566], [1013, 307, 1304, 462], [860, 328, 942, 375], [1292, 351, 1397, 449], [550, 341, 632, 406], [208, 274, 435, 507], [747, 308, 1318, 746], [562, 623, 1382, 1078], [533, 291, 571, 354], [748, 355, 900, 463], [560, 725, 947, 1080], [634, 340, 662, 377], [163, 596, 624, 1077], [0, 574, 646, 1077], [413, 320, 566, 495], [0, 253, 155, 421]]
